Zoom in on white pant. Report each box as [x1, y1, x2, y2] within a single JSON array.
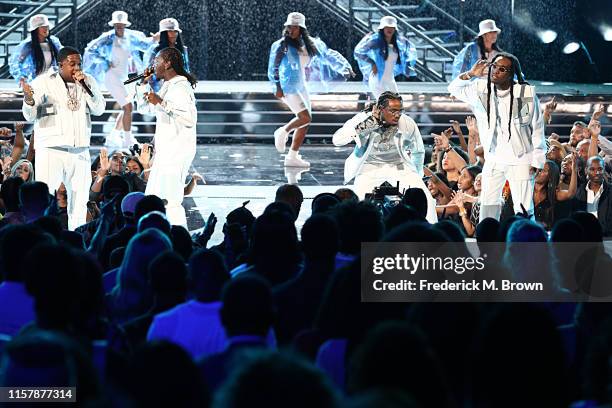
[[479, 160, 534, 222], [353, 163, 438, 224], [35, 147, 92, 230], [368, 72, 398, 100], [145, 152, 195, 227], [104, 71, 129, 107]]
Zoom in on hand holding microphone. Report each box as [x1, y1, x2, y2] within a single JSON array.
[[124, 66, 155, 85], [72, 70, 94, 97]]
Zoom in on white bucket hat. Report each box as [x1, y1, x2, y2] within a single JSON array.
[[159, 18, 182, 33], [108, 11, 132, 27], [28, 14, 53, 32], [477, 19, 501, 37], [377, 16, 398, 30], [283, 12, 306, 29]]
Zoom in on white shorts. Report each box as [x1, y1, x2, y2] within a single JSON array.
[[368, 72, 399, 101], [282, 92, 311, 115], [104, 71, 129, 107]]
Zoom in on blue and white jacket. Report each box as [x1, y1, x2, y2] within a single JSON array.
[[267, 37, 352, 94], [353, 31, 417, 83], [83, 29, 153, 85], [9, 36, 62, 83]]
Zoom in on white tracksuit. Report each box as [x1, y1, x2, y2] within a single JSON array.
[[22, 70, 105, 230], [333, 111, 438, 224], [136, 76, 197, 227], [448, 77, 547, 221]]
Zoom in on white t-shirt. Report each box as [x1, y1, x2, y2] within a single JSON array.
[[39, 42, 52, 72], [382, 44, 398, 81], [586, 183, 603, 217], [298, 46, 311, 81], [109, 36, 130, 76]]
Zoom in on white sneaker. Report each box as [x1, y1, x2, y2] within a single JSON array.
[[284, 167, 309, 184], [284, 154, 310, 168], [274, 126, 289, 153], [104, 130, 123, 149], [123, 132, 138, 149]]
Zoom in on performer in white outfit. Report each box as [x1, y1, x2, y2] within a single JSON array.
[[448, 53, 546, 221], [332, 91, 438, 223], [84, 11, 154, 148], [21, 46, 106, 230], [136, 47, 197, 227]]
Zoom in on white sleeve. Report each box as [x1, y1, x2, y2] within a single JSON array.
[[135, 82, 156, 115], [21, 77, 44, 121], [84, 74, 106, 116], [332, 111, 370, 147], [530, 94, 547, 169], [448, 76, 481, 106], [156, 83, 197, 128]]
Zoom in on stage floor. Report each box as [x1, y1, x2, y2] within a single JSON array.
[[177, 144, 351, 245]]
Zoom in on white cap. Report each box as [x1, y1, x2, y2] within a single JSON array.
[[477, 19, 501, 37], [108, 11, 132, 27], [283, 12, 306, 29], [377, 16, 398, 30], [159, 18, 182, 33], [28, 14, 53, 32]]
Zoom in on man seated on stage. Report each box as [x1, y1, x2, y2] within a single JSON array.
[[332, 91, 438, 224]]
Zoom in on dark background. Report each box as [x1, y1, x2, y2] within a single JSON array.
[[61, 0, 611, 83]]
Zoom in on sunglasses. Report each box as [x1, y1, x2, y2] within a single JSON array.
[[490, 63, 512, 73], [383, 108, 404, 116]]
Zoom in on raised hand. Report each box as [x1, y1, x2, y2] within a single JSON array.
[[0, 128, 11, 137], [469, 59, 489, 78], [544, 96, 558, 113], [465, 116, 477, 133], [97, 148, 110, 177], [20, 79, 34, 103], [138, 143, 152, 168], [450, 120, 463, 136], [592, 104, 605, 121], [588, 120, 601, 138]]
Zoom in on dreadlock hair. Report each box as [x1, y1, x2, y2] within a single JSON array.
[[154, 31, 186, 56], [30, 28, 59, 76], [378, 29, 402, 66], [157, 47, 197, 88], [376, 91, 403, 109], [282, 26, 319, 57], [485, 52, 528, 140], [475, 34, 502, 60]]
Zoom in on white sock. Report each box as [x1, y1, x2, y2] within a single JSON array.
[[287, 149, 298, 159], [124, 130, 132, 138]]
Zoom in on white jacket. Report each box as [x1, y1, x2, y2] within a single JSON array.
[[333, 111, 425, 184], [22, 70, 105, 148], [136, 76, 197, 164], [448, 77, 547, 169]]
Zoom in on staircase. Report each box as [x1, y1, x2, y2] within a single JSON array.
[[315, 0, 477, 82], [0, 0, 103, 79]]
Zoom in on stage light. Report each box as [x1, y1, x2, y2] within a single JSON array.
[[537, 30, 557, 44], [601, 25, 612, 41], [562, 42, 580, 54]]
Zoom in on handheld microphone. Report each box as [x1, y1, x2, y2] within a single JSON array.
[[123, 67, 153, 85], [78, 79, 94, 97]]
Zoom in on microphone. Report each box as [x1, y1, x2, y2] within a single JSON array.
[[78, 79, 94, 97], [123, 67, 153, 85]]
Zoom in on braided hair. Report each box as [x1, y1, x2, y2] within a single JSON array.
[[282, 27, 319, 57], [485, 52, 528, 140], [158, 47, 197, 88], [378, 29, 402, 66], [30, 29, 59, 76], [376, 91, 403, 109]]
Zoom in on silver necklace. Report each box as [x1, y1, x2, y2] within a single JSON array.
[[66, 83, 80, 111]]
